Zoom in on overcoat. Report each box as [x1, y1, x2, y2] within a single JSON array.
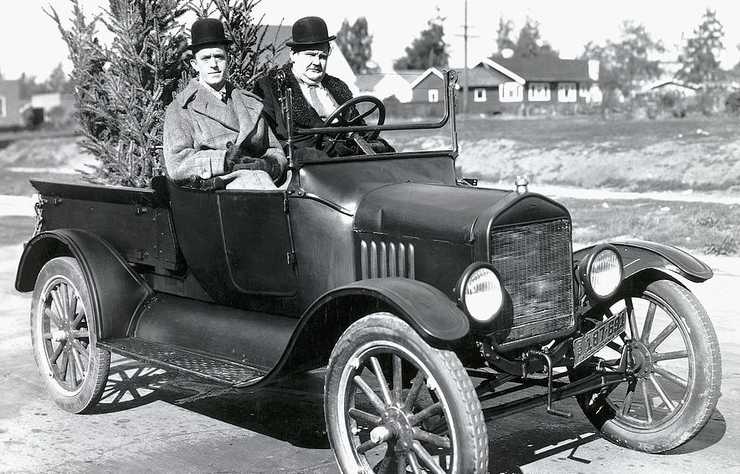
[[163, 79, 285, 181], [253, 64, 355, 150]]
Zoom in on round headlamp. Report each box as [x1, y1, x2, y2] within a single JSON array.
[[457, 264, 504, 323], [579, 245, 623, 301]]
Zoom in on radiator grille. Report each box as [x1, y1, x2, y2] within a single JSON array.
[[360, 240, 415, 279], [490, 218, 574, 344]]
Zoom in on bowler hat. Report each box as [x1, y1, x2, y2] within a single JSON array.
[[189, 18, 231, 50], [286, 16, 336, 47]]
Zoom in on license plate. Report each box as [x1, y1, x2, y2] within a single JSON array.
[[572, 309, 627, 367]]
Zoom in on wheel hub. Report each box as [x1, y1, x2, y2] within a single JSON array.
[[379, 406, 414, 451], [629, 340, 653, 378]]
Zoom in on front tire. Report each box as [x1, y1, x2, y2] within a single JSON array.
[[571, 279, 721, 453], [325, 313, 488, 473], [30, 257, 110, 414]]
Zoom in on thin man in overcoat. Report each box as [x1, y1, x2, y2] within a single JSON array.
[[164, 18, 286, 189]]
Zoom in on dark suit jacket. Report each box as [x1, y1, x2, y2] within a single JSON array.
[[163, 79, 285, 181], [253, 64, 356, 151]]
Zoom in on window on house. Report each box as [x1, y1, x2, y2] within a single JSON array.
[[528, 83, 551, 102], [499, 82, 523, 102], [473, 88, 486, 102], [428, 89, 439, 103], [0, 96, 6, 118], [558, 82, 577, 103]]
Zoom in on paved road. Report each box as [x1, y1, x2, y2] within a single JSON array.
[[1, 241, 739, 473]]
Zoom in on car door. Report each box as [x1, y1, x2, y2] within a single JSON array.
[[216, 189, 297, 296]]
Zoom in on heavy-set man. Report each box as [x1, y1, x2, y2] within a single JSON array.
[[253, 16, 361, 154], [164, 18, 287, 189]]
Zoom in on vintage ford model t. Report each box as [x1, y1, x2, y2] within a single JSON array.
[[16, 71, 721, 472]]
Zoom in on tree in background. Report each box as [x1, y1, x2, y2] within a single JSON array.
[[393, 8, 449, 70], [491, 17, 557, 59], [336, 17, 377, 74], [676, 9, 725, 85], [45, 63, 73, 93], [47, 0, 274, 188], [494, 18, 515, 57], [581, 21, 664, 111], [513, 18, 558, 59]]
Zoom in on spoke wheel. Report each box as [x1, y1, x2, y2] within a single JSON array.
[[31, 257, 110, 413], [325, 313, 487, 473], [571, 279, 721, 453]]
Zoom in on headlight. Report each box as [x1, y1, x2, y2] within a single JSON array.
[[579, 245, 623, 301], [458, 264, 504, 323]]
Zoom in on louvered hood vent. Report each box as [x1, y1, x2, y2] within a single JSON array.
[[360, 239, 416, 279]]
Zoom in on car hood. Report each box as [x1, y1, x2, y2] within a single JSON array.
[[354, 183, 513, 244]]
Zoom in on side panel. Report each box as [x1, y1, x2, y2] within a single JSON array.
[[134, 293, 297, 370], [267, 278, 471, 378], [16, 230, 151, 339], [574, 240, 713, 283], [290, 198, 356, 310]]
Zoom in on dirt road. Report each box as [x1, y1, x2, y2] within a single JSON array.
[[1, 239, 738, 472]]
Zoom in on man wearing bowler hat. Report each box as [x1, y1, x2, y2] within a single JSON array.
[[164, 18, 287, 190], [255, 16, 378, 156]]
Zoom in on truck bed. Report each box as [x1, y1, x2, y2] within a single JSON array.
[[31, 178, 182, 272]]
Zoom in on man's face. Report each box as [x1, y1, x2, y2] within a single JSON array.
[[290, 44, 330, 84], [191, 46, 228, 88]]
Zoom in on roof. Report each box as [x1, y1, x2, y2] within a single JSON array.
[[409, 68, 444, 88], [453, 68, 509, 87], [355, 73, 385, 91], [395, 70, 426, 84], [481, 57, 592, 82]]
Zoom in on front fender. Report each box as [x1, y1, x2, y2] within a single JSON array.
[[267, 278, 470, 378], [15, 230, 152, 339], [574, 240, 713, 284]]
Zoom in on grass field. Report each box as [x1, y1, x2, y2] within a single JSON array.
[[393, 115, 740, 192]]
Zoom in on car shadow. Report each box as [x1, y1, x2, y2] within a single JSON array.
[[91, 358, 727, 463], [90, 358, 329, 449]]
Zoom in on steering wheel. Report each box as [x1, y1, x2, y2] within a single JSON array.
[[315, 95, 386, 156]]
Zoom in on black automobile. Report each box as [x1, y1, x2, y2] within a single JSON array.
[[16, 71, 721, 473]]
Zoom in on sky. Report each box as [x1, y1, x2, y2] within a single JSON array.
[[1, 0, 739, 81]]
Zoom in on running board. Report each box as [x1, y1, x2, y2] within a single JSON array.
[[98, 338, 267, 386]]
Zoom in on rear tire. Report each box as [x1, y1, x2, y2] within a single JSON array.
[[325, 313, 488, 473], [571, 279, 721, 453], [30, 257, 110, 414]]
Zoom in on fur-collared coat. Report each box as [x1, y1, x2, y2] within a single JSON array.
[[253, 64, 356, 149], [163, 79, 285, 181]]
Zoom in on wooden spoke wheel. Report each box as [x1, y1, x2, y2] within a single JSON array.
[[325, 313, 487, 473], [571, 279, 721, 453], [31, 257, 110, 413]]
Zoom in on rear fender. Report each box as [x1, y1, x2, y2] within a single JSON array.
[[269, 278, 470, 377], [15, 230, 152, 339], [574, 240, 713, 286]]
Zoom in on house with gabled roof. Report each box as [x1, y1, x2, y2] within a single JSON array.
[[403, 57, 602, 115], [355, 70, 421, 103]]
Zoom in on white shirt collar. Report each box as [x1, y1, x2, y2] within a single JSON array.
[[198, 78, 226, 100]]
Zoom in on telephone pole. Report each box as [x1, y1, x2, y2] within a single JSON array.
[[457, 0, 477, 116]]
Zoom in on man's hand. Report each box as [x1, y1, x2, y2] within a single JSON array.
[[232, 156, 284, 181], [223, 141, 242, 172]]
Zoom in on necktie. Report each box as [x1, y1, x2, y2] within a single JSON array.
[[307, 84, 328, 118], [220, 89, 228, 104]]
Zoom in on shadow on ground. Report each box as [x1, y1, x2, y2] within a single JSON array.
[[92, 359, 329, 449], [89, 358, 727, 470]]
